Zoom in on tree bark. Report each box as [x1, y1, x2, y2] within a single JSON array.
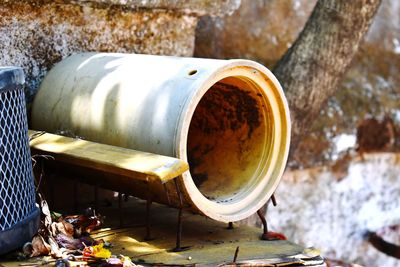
[[273, 0, 382, 155]]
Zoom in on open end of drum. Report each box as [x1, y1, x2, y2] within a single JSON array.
[[187, 76, 274, 204]]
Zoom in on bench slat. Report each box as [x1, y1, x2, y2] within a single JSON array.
[[29, 130, 189, 184]]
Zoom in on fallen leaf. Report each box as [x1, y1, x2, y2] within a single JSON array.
[[31, 235, 51, 257], [83, 243, 111, 259]]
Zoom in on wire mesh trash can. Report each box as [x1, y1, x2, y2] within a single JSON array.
[[0, 67, 39, 255]]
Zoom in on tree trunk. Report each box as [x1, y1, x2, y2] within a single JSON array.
[[273, 0, 382, 155]]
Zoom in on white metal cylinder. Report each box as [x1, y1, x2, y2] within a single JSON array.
[[31, 53, 290, 222]]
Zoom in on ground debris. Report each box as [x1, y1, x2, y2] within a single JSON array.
[[30, 235, 51, 257], [25, 195, 103, 259], [19, 195, 144, 266]]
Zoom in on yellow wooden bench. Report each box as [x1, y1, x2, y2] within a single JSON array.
[[28, 130, 189, 184], [28, 130, 189, 251]]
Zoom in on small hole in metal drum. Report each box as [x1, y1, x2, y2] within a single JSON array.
[[188, 70, 198, 76]]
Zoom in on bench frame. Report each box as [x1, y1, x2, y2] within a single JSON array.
[[29, 130, 189, 251], [29, 130, 278, 249]]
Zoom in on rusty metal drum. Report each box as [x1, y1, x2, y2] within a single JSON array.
[[31, 53, 290, 222]]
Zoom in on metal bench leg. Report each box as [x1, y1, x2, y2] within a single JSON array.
[[94, 183, 99, 212], [173, 179, 185, 252], [257, 193, 277, 240], [118, 192, 124, 227], [271, 194, 277, 207], [257, 209, 269, 240], [73, 179, 79, 213], [163, 183, 171, 205], [144, 188, 153, 241], [49, 174, 55, 208]]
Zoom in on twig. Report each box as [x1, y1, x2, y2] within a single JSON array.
[[233, 246, 239, 263], [19, 259, 56, 267]]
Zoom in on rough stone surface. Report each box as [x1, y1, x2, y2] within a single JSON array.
[[3, 0, 242, 16], [82, 0, 242, 16], [0, 1, 200, 102], [195, 0, 317, 67], [269, 153, 400, 267]]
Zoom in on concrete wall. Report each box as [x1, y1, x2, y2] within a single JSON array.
[[0, 0, 240, 102], [194, 0, 316, 67]]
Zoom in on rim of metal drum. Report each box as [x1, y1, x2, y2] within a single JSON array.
[[175, 59, 291, 222]]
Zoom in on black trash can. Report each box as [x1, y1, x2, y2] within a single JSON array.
[[0, 67, 39, 255]]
